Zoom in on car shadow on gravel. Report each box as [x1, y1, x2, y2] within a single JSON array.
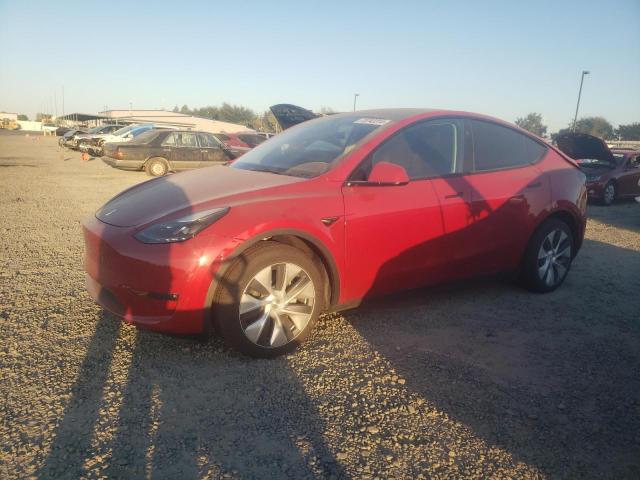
[[348, 238, 640, 478], [39, 312, 346, 478], [587, 200, 640, 233], [41, 171, 346, 478]]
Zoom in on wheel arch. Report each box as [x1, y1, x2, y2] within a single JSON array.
[[536, 208, 583, 255], [203, 228, 341, 333], [144, 156, 172, 172]]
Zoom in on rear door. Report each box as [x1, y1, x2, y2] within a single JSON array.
[[171, 132, 201, 170], [196, 133, 228, 166], [463, 119, 550, 274]]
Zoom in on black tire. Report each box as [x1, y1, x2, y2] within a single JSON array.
[[214, 241, 324, 358], [521, 218, 574, 293], [145, 157, 169, 177], [602, 181, 616, 206]]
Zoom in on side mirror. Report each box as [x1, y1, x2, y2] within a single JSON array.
[[367, 161, 410, 185]]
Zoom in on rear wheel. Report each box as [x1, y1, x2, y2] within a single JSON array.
[[145, 157, 169, 176], [602, 181, 616, 206], [214, 242, 323, 358], [521, 219, 573, 293]]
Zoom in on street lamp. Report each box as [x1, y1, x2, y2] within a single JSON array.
[[353, 93, 360, 112], [572, 70, 590, 131]]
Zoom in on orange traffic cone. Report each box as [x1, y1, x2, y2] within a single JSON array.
[[82, 152, 89, 162]]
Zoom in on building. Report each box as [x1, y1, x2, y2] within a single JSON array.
[[99, 110, 252, 134], [0, 112, 18, 121]]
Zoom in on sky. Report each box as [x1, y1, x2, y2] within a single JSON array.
[[0, 0, 638, 132]]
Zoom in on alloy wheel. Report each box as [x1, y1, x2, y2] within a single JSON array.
[[239, 262, 315, 348], [537, 229, 572, 287], [151, 163, 165, 176], [604, 183, 615, 205]]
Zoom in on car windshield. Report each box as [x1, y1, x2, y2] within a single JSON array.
[[86, 126, 104, 134], [128, 130, 160, 144], [113, 125, 138, 136], [613, 153, 627, 165], [230, 114, 391, 178]]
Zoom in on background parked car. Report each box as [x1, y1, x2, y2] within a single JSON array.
[[64, 124, 121, 149], [103, 129, 234, 176], [556, 132, 640, 205], [213, 131, 269, 157], [78, 124, 155, 156]]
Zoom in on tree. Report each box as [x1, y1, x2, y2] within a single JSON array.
[[180, 104, 190, 114], [615, 122, 640, 141], [17, 114, 28, 121], [553, 116, 615, 141], [515, 113, 547, 137], [172, 105, 179, 113], [249, 110, 279, 133], [216, 103, 255, 125], [319, 106, 337, 115]]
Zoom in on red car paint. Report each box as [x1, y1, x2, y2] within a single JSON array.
[[84, 110, 587, 334]]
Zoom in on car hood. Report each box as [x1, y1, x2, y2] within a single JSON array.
[[556, 132, 616, 167], [270, 104, 318, 130], [96, 166, 303, 227]]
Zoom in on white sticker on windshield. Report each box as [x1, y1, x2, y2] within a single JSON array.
[[354, 118, 390, 126]]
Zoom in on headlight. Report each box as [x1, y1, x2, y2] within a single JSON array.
[[134, 207, 230, 244]]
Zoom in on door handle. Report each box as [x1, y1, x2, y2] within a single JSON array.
[[526, 181, 542, 189], [444, 191, 464, 199]]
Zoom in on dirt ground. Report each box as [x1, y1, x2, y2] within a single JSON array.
[[1, 131, 639, 479]]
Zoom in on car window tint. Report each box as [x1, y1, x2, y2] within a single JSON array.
[[214, 133, 230, 141], [196, 133, 217, 148], [174, 132, 198, 147], [162, 133, 176, 146], [367, 121, 458, 180], [238, 134, 266, 148], [472, 120, 546, 171]]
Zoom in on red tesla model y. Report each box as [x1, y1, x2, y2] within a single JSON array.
[[83, 109, 587, 357]]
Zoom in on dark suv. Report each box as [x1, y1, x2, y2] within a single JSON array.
[[102, 129, 234, 176]]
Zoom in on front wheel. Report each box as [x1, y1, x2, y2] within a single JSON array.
[[602, 181, 616, 206], [214, 242, 324, 358], [521, 219, 574, 293]]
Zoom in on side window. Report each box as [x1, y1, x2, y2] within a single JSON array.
[[197, 133, 219, 148], [355, 121, 459, 181], [471, 120, 546, 171], [174, 132, 198, 147], [162, 133, 176, 146]]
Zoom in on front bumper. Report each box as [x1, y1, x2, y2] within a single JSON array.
[[101, 157, 144, 171], [83, 215, 239, 334], [586, 181, 604, 199]]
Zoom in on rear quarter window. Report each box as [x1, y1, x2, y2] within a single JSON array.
[[471, 120, 546, 171]]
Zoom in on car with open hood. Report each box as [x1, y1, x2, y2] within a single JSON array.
[[84, 108, 586, 357], [63, 124, 122, 149], [556, 132, 640, 205], [102, 129, 235, 176]]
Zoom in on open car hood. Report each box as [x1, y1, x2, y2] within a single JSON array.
[[556, 132, 615, 166], [270, 104, 318, 130]]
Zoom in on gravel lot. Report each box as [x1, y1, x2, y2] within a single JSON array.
[[1, 131, 639, 479]]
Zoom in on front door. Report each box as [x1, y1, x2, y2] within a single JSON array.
[[617, 154, 640, 197], [342, 119, 465, 302]]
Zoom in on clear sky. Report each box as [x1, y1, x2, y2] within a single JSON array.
[[0, 0, 638, 132]]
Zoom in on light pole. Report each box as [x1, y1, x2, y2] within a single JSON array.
[[572, 70, 590, 131], [353, 93, 360, 112]]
